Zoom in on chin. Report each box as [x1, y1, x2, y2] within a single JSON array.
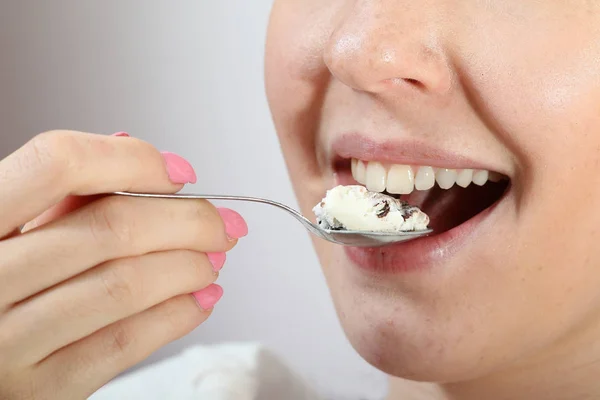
[[325, 264, 499, 383], [309, 222, 526, 384]]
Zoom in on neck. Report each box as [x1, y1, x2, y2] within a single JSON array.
[[387, 315, 600, 400]]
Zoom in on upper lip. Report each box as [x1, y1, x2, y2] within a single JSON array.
[[331, 133, 507, 173]]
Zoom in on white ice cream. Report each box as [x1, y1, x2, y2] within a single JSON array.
[[313, 185, 430, 232]]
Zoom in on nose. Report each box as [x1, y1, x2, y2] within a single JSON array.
[[323, 1, 453, 95]]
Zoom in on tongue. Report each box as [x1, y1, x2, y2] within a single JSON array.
[[401, 182, 507, 233]]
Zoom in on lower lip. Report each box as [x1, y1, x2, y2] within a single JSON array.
[[343, 185, 509, 274]]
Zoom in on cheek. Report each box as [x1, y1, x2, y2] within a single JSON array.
[[455, 9, 600, 252], [265, 0, 334, 120], [460, 18, 600, 180], [265, 1, 339, 215], [458, 19, 600, 336], [472, 51, 600, 241]]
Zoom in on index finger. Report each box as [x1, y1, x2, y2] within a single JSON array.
[[0, 131, 196, 237]]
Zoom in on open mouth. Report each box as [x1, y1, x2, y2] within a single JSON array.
[[343, 159, 510, 234]]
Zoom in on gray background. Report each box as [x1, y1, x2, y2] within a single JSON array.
[[0, 1, 387, 399]]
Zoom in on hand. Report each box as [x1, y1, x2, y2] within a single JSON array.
[[0, 131, 248, 399]]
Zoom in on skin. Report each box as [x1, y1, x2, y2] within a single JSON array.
[[266, 1, 600, 399], [0, 131, 246, 399]]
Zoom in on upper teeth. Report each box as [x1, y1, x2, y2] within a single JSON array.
[[351, 158, 504, 194]]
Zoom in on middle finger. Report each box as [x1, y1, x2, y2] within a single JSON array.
[[0, 196, 245, 306]]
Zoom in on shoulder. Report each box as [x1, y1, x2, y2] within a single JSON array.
[[91, 343, 322, 400]]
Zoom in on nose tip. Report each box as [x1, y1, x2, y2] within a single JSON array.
[[323, 11, 453, 95]]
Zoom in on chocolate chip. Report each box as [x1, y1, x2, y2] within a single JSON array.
[[402, 208, 416, 220], [376, 201, 391, 218]]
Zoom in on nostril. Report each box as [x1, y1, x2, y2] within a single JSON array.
[[404, 78, 422, 86], [387, 77, 425, 90], [380, 77, 427, 93]]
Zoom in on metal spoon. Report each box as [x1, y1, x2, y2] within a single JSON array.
[[113, 192, 433, 247]]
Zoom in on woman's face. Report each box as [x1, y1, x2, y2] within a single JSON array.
[[265, 0, 600, 383]]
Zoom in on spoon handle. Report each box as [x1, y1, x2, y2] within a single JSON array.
[[113, 191, 319, 231]]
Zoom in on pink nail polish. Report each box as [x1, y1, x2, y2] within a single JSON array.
[[160, 152, 197, 184], [112, 132, 130, 137], [207, 252, 226, 272], [193, 284, 223, 310], [217, 208, 248, 239]]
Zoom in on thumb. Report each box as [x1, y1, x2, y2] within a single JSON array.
[[21, 195, 102, 233]]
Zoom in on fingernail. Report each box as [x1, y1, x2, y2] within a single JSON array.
[[112, 132, 130, 137], [207, 252, 226, 272], [161, 152, 197, 184], [193, 284, 223, 310], [217, 208, 248, 239]]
